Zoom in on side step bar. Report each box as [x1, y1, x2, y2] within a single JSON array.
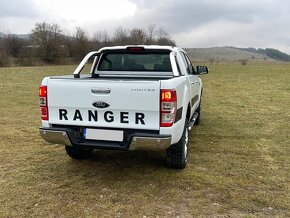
[[188, 112, 198, 131]]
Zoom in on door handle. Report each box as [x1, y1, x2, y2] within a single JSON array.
[[91, 88, 111, 94]]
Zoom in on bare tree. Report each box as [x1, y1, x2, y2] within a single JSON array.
[[3, 33, 25, 58], [146, 24, 157, 44], [156, 27, 169, 40], [0, 37, 11, 67], [92, 30, 111, 49], [71, 27, 90, 61], [113, 26, 129, 45], [0, 22, 178, 67], [0, 33, 27, 66], [155, 27, 176, 46], [31, 22, 64, 62], [62, 29, 74, 57], [129, 28, 146, 44], [93, 30, 110, 44]]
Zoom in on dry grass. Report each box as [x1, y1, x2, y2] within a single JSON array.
[[0, 62, 289, 217]]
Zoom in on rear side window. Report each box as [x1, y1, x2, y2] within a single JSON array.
[[180, 52, 194, 74], [98, 52, 172, 72]]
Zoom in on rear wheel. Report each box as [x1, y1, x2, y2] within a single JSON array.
[[65, 145, 93, 160], [166, 119, 189, 169]]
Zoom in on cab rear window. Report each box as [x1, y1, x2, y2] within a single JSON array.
[[97, 52, 172, 72]]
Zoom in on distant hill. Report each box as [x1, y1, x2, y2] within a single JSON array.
[[0, 32, 30, 39], [238, 47, 290, 61], [186, 46, 290, 62], [185, 47, 275, 62], [16, 34, 30, 40]]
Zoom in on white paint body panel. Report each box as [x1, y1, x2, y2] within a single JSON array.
[[47, 79, 160, 130]]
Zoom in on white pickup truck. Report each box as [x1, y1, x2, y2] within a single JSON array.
[[39, 45, 208, 169]]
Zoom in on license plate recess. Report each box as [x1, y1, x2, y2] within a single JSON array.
[[83, 128, 123, 142]]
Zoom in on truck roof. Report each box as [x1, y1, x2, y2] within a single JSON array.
[[98, 45, 181, 53]]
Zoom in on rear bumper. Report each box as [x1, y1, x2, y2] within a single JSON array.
[[39, 127, 171, 151], [40, 129, 72, 146]]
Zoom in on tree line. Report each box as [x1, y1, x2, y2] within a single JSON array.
[[0, 22, 176, 67]]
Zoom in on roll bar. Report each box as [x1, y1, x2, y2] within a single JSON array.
[[73, 51, 100, 78]]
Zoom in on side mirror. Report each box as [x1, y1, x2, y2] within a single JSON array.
[[196, 66, 209, 75]]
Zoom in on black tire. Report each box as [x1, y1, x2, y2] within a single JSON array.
[[65, 145, 93, 160], [194, 101, 201, 125], [166, 119, 189, 169]]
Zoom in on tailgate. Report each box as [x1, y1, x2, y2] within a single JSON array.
[[47, 78, 160, 130]]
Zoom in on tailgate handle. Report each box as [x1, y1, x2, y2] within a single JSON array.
[[91, 88, 111, 94]]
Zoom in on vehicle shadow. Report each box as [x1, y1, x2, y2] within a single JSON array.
[[53, 149, 175, 184], [75, 149, 167, 171]]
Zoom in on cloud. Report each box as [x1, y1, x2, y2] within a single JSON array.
[[32, 0, 137, 25], [127, 0, 269, 32], [0, 0, 39, 18], [0, 0, 41, 33], [1, 0, 290, 53], [126, 0, 290, 53]]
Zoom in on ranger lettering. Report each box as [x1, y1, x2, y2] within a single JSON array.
[[58, 109, 145, 125]]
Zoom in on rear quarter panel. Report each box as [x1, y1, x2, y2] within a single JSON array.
[[160, 76, 190, 144]]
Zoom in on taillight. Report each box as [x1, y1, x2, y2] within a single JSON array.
[[39, 86, 48, 120], [160, 89, 177, 127]]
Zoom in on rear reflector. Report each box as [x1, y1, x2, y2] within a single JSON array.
[[41, 107, 48, 120]]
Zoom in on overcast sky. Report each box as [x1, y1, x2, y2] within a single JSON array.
[[1, 0, 290, 53]]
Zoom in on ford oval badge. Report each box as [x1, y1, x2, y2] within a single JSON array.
[[92, 101, 110, 109]]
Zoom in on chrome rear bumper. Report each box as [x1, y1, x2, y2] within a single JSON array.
[[39, 128, 171, 151], [129, 136, 171, 151], [40, 129, 72, 146]]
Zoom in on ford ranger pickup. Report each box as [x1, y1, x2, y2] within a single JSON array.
[[39, 45, 208, 169]]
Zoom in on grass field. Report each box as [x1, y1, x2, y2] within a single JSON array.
[[0, 62, 289, 217]]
